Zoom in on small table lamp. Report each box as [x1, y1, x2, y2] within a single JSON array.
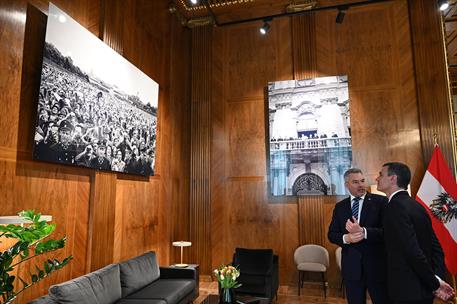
[[172, 241, 192, 267]]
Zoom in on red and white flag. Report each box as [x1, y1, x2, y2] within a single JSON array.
[[416, 146, 457, 275]]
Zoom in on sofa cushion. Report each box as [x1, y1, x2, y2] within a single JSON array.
[[119, 251, 160, 297], [28, 295, 56, 304], [49, 264, 121, 304], [115, 300, 166, 304], [126, 279, 195, 303]]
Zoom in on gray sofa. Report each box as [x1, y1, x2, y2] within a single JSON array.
[[29, 251, 197, 304]]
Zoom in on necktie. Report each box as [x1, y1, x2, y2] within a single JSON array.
[[352, 197, 361, 220]]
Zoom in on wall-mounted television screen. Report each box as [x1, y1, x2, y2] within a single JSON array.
[[268, 76, 352, 196], [33, 3, 159, 176]]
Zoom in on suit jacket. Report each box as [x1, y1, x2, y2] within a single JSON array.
[[383, 191, 445, 301], [328, 192, 387, 282]]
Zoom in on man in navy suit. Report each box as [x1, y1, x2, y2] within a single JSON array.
[[328, 168, 388, 304], [376, 162, 454, 304]]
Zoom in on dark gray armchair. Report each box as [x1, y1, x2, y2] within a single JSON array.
[[232, 248, 279, 302]]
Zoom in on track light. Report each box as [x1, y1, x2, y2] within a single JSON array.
[[336, 6, 348, 24], [438, 0, 449, 11], [260, 18, 272, 35], [260, 22, 270, 35]]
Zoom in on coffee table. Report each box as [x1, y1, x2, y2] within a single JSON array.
[[200, 294, 270, 304]]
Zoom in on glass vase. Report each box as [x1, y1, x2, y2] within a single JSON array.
[[221, 287, 233, 304]]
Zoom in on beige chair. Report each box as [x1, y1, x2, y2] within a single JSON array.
[[294, 244, 329, 297], [335, 247, 344, 297]]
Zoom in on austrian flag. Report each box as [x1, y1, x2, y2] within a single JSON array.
[[416, 146, 457, 275]]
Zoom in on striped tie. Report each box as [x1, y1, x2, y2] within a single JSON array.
[[352, 197, 361, 220]]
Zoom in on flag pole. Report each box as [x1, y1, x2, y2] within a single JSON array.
[[452, 275, 457, 304]]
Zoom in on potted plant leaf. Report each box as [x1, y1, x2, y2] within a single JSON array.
[[0, 210, 72, 304]]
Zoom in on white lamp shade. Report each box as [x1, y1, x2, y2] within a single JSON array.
[[172, 241, 192, 247]]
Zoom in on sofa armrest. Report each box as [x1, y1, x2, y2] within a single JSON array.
[[160, 267, 197, 280]]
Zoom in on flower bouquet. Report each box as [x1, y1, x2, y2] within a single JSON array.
[[213, 264, 241, 303]]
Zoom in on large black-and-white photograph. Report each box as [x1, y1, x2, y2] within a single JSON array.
[[268, 76, 352, 196], [33, 3, 159, 176]]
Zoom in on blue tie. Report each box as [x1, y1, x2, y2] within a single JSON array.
[[352, 197, 361, 220]]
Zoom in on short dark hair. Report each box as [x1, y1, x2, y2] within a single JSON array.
[[383, 162, 411, 189], [344, 168, 363, 181]]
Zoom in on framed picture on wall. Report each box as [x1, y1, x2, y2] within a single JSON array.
[[32, 3, 159, 176], [267, 76, 352, 196]]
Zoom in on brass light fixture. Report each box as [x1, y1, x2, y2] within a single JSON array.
[[286, 0, 317, 13], [186, 15, 215, 28]]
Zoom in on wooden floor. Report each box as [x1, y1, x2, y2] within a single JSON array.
[[195, 281, 352, 304], [195, 281, 452, 304]]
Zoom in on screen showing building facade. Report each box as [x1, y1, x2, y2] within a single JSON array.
[[268, 76, 352, 196]]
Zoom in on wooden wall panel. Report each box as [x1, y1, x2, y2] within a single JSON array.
[[228, 101, 266, 177], [169, 16, 192, 266], [298, 197, 324, 246], [292, 14, 318, 79], [189, 26, 213, 274], [0, 0, 191, 302], [408, 0, 457, 174], [114, 179, 162, 262], [87, 172, 117, 271], [335, 5, 397, 90], [100, 0, 124, 54]]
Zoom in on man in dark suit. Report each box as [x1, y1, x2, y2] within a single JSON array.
[[328, 168, 388, 304], [376, 162, 454, 304]]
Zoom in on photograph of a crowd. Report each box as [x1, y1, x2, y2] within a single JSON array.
[[33, 4, 159, 176]]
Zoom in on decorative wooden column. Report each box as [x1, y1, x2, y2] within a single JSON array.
[[86, 0, 123, 272], [298, 196, 325, 245], [189, 26, 212, 275], [408, 0, 457, 173], [292, 13, 318, 80], [292, 13, 327, 246]]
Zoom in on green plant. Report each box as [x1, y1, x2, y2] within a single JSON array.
[[0, 210, 72, 304]]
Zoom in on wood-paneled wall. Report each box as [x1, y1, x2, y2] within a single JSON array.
[[0, 0, 191, 302], [408, 0, 457, 174], [188, 0, 455, 288]]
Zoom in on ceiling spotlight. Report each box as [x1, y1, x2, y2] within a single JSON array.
[[260, 19, 272, 35], [336, 6, 348, 24], [438, 0, 449, 11], [190, 0, 198, 5]]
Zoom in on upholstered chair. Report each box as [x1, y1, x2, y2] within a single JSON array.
[[294, 244, 329, 297], [335, 246, 344, 297], [232, 248, 279, 302]]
